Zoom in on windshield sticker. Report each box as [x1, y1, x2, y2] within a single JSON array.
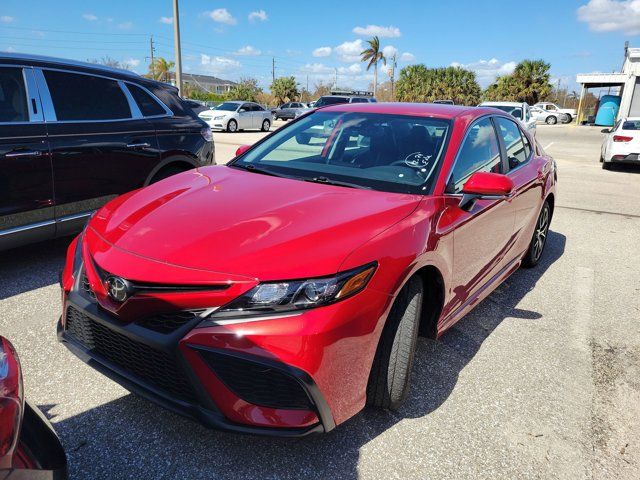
[[404, 152, 432, 168]]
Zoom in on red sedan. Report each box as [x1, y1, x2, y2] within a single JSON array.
[[58, 103, 556, 436]]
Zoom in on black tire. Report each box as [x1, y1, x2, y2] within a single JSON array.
[[522, 201, 551, 268], [261, 119, 271, 132], [367, 276, 423, 410], [545, 116, 557, 125], [227, 119, 238, 133], [149, 165, 186, 184], [602, 160, 612, 170], [564, 114, 572, 123]]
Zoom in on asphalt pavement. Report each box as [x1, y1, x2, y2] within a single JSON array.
[[0, 124, 639, 479]]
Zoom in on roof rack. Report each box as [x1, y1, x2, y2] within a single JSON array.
[[330, 90, 374, 97]]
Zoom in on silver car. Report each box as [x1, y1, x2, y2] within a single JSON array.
[[530, 106, 567, 125], [478, 101, 537, 137], [199, 101, 272, 132]]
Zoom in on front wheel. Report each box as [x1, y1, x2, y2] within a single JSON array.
[[522, 201, 551, 268], [545, 116, 557, 125], [227, 119, 238, 133], [261, 119, 271, 132], [367, 276, 423, 410]]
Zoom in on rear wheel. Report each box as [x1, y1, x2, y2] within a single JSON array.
[[227, 119, 238, 133], [149, 164, 187, 184], [545, 116, 557, 125], [602, 160, 612, 170], [563, 114, 573, 123], [522, 201, 551, 268], [261, 119, 271, 132], [367, 276, 423, 410]]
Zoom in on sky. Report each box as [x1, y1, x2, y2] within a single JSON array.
[[1, 0, 640, 92]]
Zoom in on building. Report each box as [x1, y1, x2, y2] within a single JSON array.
[[575, 42, 640, 123], [181, 73, 237, 95]]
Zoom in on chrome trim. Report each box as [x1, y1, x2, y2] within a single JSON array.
[[204, 312, 303, 326], [56, 211, 93, 223], [0, 219, 55, 237], [119, 80, 142, 119], [32, 68, 56, 121], [23, 68, 44, 122], [5, 150, 42, 158]]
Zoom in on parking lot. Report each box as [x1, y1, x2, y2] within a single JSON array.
[[1, 124, 639, 479]]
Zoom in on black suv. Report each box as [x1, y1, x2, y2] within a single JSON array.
[[0, 53, 214, 251]]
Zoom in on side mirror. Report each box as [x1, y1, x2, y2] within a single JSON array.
[[459, 172, 514, 211], [601, 128, 611, 134], [239, 108, 247, 113], [235, 145, 251, 157]]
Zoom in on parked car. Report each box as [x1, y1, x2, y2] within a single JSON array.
[[600, 117, 640, 169], [182, 99, 209, 115], [479, 101, 537, 136], [0, 53, 215, 251], [198, 101, 272, 132], [0, 336, 67, 478], [530, 106, 567, 125], [433, 99, 454, 105], [58, 103, 556, 436], [533, 102, 576, 123], [294, 92, 377, 118], [273, 102, 307, 120]]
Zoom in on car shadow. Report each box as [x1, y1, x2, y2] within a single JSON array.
[[43, 231, 566, 479], [0, 237, 71, 300]]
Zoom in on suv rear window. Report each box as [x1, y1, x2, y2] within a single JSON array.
[[44, 70, 131, 121], [128, 83, 166, 116], [315, 96, 349, 107]]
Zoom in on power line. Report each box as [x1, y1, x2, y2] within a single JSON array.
[[0, 24, 149, 36]]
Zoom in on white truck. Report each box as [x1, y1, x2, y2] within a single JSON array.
[[533, 102, 576, 123]]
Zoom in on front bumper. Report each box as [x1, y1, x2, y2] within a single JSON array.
[[58, 292, 330, 437]]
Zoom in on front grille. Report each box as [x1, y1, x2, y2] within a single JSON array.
[[80, 272, 96, 301], [137, 310, 205, 334], [65, 306, 197, 403], [199, 350, 313, 410]]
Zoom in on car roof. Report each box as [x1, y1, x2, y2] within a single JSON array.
[[320, 102, 497, 120], [0, 52, 141, 78]]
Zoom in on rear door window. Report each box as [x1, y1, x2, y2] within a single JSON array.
[[127, 83, 166, 117], [43, 70, 131, 121], [0, 67, 29, 123]]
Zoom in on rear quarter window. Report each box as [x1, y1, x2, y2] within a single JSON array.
[[127, 83, 167, 116]]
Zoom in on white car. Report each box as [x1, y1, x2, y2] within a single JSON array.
[[533, 102, 576, 123], [478, 101, 537, 137], [600, 117, 640, 170], [530, 106, 567, 125], [199, 101, 272, 133]]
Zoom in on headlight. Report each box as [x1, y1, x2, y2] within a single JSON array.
[[214, 115, 226, 120], [207, 263, 376, 320]]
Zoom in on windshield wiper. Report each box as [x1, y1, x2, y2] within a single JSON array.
[[231, 163, 292, 179], [304, 176, 371, 190]]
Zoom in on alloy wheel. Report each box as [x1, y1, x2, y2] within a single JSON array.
[[532, 205, 549, 262]]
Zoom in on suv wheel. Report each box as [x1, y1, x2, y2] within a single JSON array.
[[366, 276, 423, 410], [149, 164, 186, 184]]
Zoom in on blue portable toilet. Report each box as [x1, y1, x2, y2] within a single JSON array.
[[595, 95, 621, 126]]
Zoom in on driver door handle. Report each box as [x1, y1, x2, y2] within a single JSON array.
[[5, 150, 43, 158], [126, 142, 151, 149]]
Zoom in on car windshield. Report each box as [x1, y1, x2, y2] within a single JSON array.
[[489, 105, 523, 119], [230, 111, 451, 194], [215, 102, 240, 112], [315, 96, 350, 107], [622, 120, 640, 130]]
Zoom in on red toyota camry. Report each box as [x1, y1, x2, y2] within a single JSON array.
[[58, 103, 556, 436]]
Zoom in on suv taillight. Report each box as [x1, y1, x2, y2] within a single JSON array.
[[613, 135, 633, 142], [0, 337, 23, 464], [200, 127, 213, 143]]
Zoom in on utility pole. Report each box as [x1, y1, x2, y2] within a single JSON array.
[[389, 54, 397, 101], [272, 57, 275, 84], [149, 35, 155, 79], [172, 0, 183, 96], [334, 68, 338, 89]]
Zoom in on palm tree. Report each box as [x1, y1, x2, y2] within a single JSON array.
[[360, 36, 386, 97], [149, 57, 174, 83]]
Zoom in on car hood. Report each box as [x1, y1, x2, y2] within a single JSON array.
[[88, 166, 423, 280]]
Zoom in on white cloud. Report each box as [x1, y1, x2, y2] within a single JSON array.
[[335, 39, 364, 63], [353, 25, 401, 38], [382, 45, 398, 59], [82, 13, 98, 21], [301, 63, 334, 74], [118, 21, 133, 30], [159, 16, 173, 24], [248, 10, 268, 22], [1, 15, 15, 23], [124, 58, 140, 67], [200, 54, 241, 75], [450, 58, 517, 87], [578, 0, 640, 34], [312, 46, 332, 57], [234, 45, 261, 56], [204, 8, 237, 25], [338, 63, 362, 76], [4, 46, 16, 52], [400, 52, 415, 62]]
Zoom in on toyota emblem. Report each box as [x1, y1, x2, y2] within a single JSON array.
[[106, 276, 130, 302]]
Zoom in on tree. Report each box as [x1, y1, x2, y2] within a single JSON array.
[[148, 57, 174, 83], [228, 77, 262, 102], [360, 36, 385, 97], [88, 56, 128, 70], [270, 76, 299, 104], [395, 65, 482, 105], [313, 81, 332, 98], [483, 59, 552, 104]]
